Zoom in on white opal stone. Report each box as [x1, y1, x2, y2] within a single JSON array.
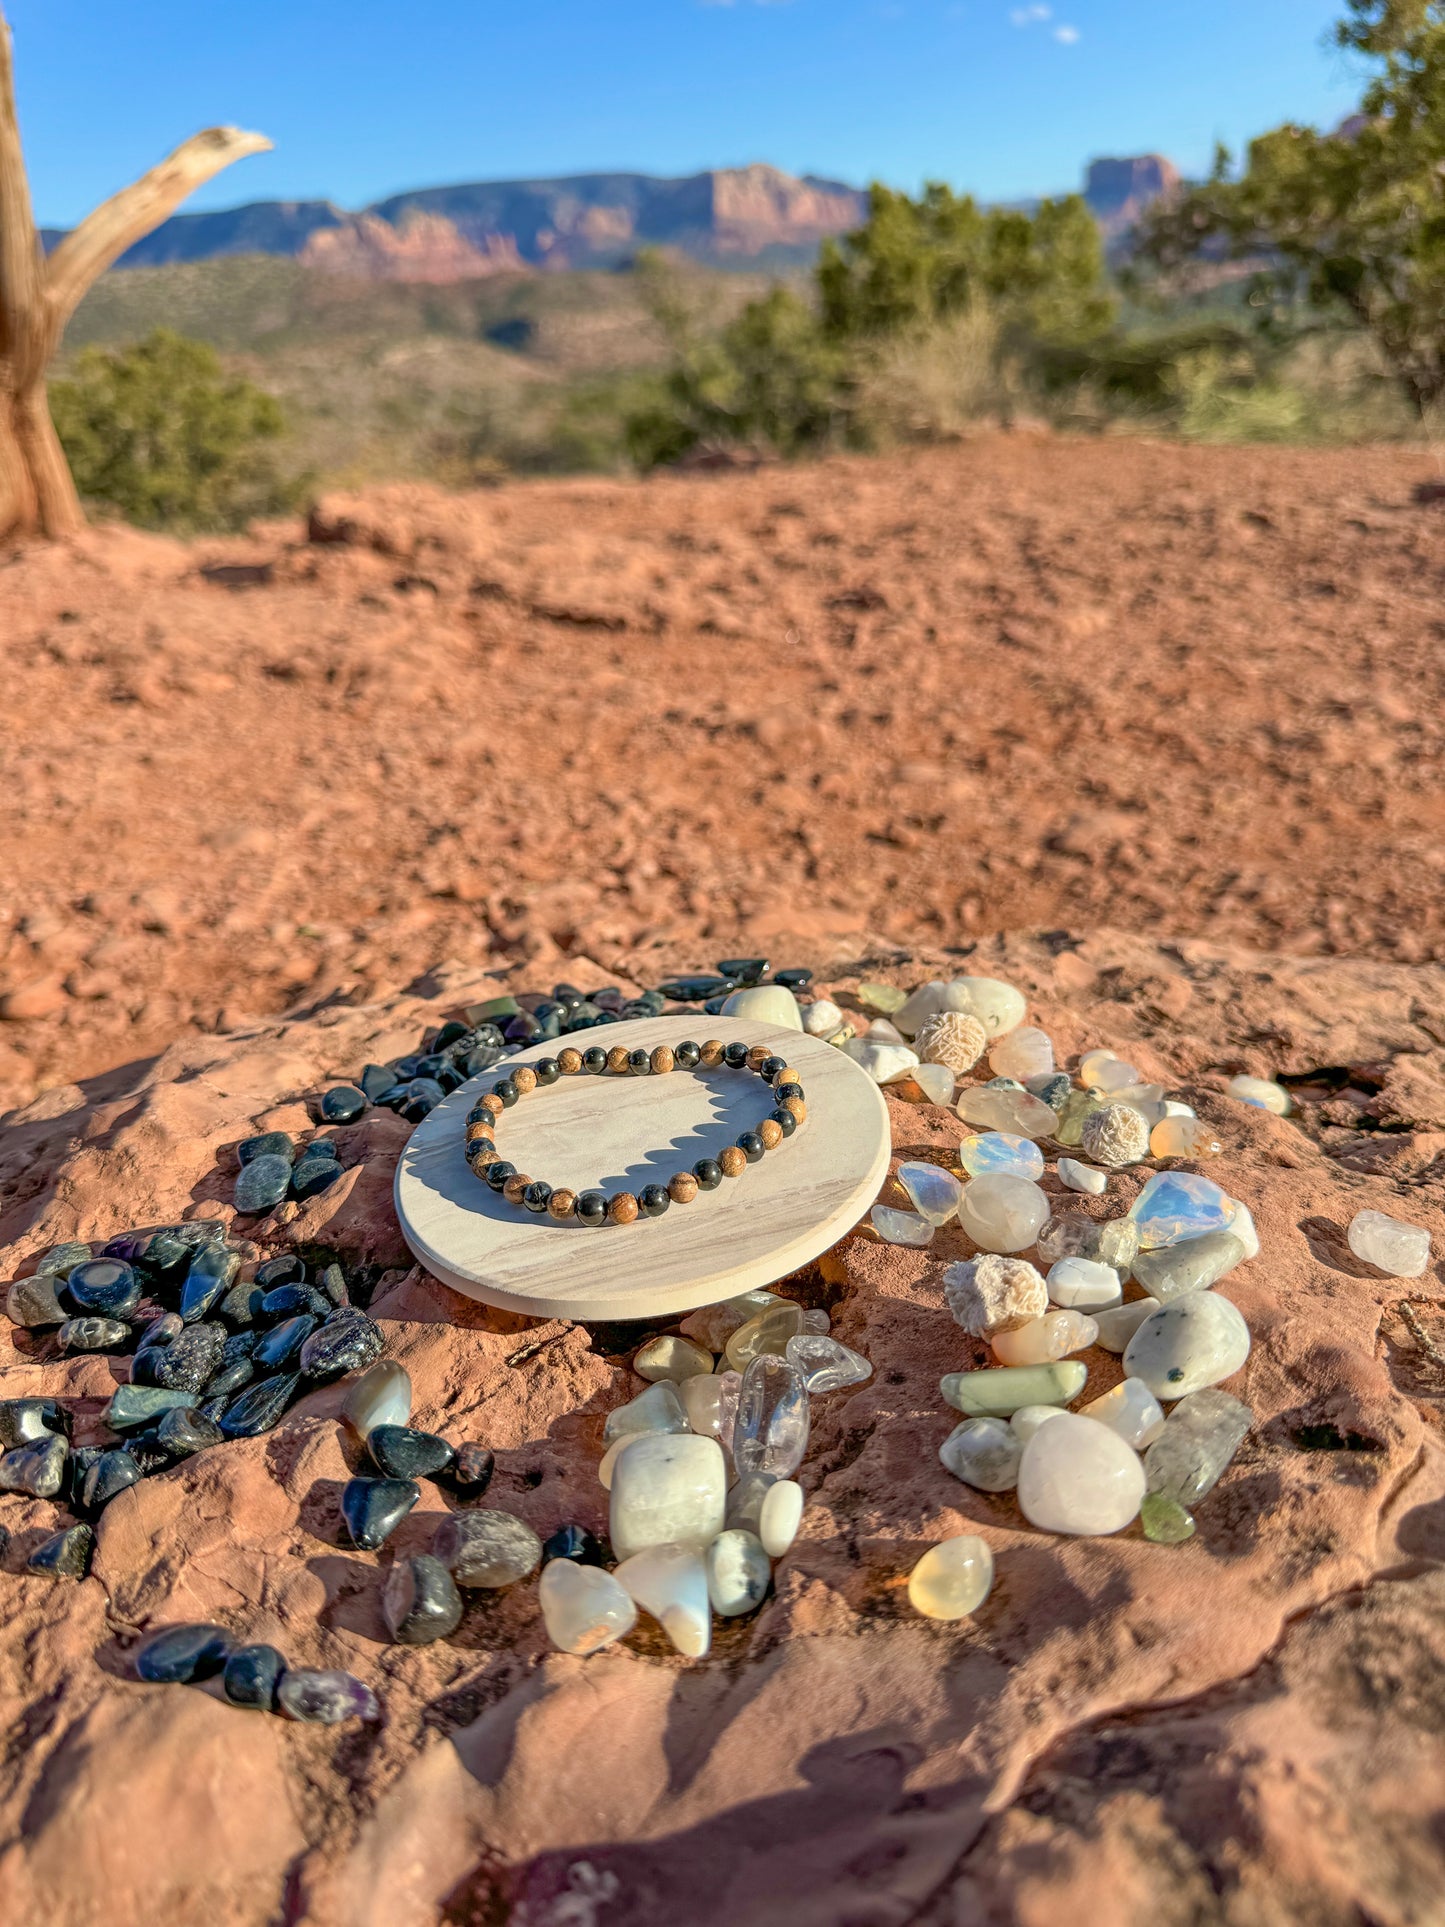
[[785, 1332, 872, 1393], [614, 1544, 712, 1656], [908, 1534, 994, 1619], [341, 1361, 411, 1439], [680, 1290, 784, 1351], [944, 1254, 1047, 1336], [720, 984, 802, 1030], [991, 1309, 1098, 1366], [846, 1039, 921, 1085], [705, 1530, 771, 1617], [1047, 1257, 1123, 1312], [802, 998, 845, 1036], [602, 1378, 688, 1445], [1227, 1074, 1290, 1115], [956, 1086, 1058, 1139], [678, 1371, 740, 1441], [871, 1204, 935, 1247], [1010, 1403, 1070, 1442], [958, 1132, 1044, 1180], [724, 1300, 804, 1371], [733, 1356, 809, 1477], [539, 1558, 638, 1654], [1123, 1294, 1251, 1400], [1223, 1197, 1259, 1261], [758, 1477, 804, 1556], [1080, 1377, 1165, 1448], [1057, 1158, 1108, 1195], [905, 1061, 956, 1105], [1017, 1411, 1146, 1535], [633, 1333, 714, 1384], [1093, 1296, 1162, 1353], [957, 1174, 1050, 1253], [609, 1433, 727, 1560], [898, 1161, 963, 1224], [939, 1417, 1021, 1491], [1347, 1208, 1431, 1278], [988, 1027, 1055, 1082]]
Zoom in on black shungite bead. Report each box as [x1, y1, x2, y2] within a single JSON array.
[[581, 1047, 608, 1074], [64, 1258, 141, 1320], [218, 1372, 301, 1439], [135, 1623, 234, 1684], [254, 1315, 317, 1372], [770, 1106, 798, 1137], [360, 1063, 398, 1100], [775, 1081, 804, 1104], [224, 1642, 286, 1710], [341, 1474, 420, 1550], [522, 1181, 553, 1214], [737, 1132, 765, 1162], [533, 1057, 561, 1085], [674, 1040, 701, 1070], [640, 1184, 670, 1217], [259, 1283, 329, 1324], [718, 957, 769, 985], [299, 1309, 383, 1379], [575, 1190, 608, 1226], [382, 1552, 463, 1645], [135, 1320, 226, 1394], [627, 1048, 651, 1075], [27, 1521, 93, 1579], [761, 1055, 789, 1082], [723, 1042, 749, 1069], [157, 1405, 224, 1458], [773, 968, 813, 989], [238, 1131, 295, 1168], [368, 1424, 456, 1482], [492, 1078, 519, 1108], [255, 1254, 305, 1291], [320, 1085, 368, 1124], [693, 1158, 723, 1191], [83, 1449, 143, 1510], [484, 1160, 517, 1192], [448, 1442, 495, 1496], [542, 1523, 607, 1566], [179, 1245, 240, 1323]]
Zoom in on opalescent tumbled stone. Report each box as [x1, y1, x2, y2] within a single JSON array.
[[1047, 1257, 1122, 1312], [758, 1478, 804, 1556], [1079, 1378, 1165, 1448], [1016, 1412, 1146, 1535], [382, 1552, 464, 1644], [705, 1529, 771, 1617], [1123, 1294, 1251, 1399], [135, 1623, 234, 1683], [276, 1668, 380, 1724], [341, 1360, 411, 1439], [1057, 1158, 1107, 1195], [908, 1534, 994, 1620], [897, 1162, 963, 1224], [988, 1027, 1055, 1082], [1347, 1209, 1431, 1279], [955, 1087, 1057, 1139], [679, 1290, 784, 1351], [609, 1433, 727, 1560], [1131, 1231, 1247, 1304], [1226, 1074, 1290, 1115], [615, 1544, 712, 1656], [1140, 1492, 1196, 1543], [724, 1301, 805, 1370], [1093, 1297, 1162, 1353], [957, 1133, 1044, 1181], [1127, 1172, 1237, 1250], [991, 1310, 1098, 1366], [633, 1333, 714, 1384], [603, 1379, 689, 1445], [957, 1174, 1050, 1254], [784, 1333, 872, 1394], [1009, 1404, 1069, 1443], [539, 1558, 637, 1654], [939, 1417, 1021, 1491], [1144, 1387, 1251, 1505], [941, 1360, 1087, 1417], [733, 1356, 809, 1477], [1149, 1116, 1223, 1160], [434, 1509, 543, 1587], [870, 1205, 935, 1248]]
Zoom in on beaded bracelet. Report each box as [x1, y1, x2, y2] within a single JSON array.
[[461, 1038, 807, 1227]]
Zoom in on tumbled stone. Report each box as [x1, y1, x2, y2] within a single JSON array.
[[991, 1309, 1098, 1366], [1109, 1082, 1169, 1127], [1149, 1115, 1224, 1160], [1140, 1491, 1196, 1543], [758, 1478, 804, 1556], [597, 1435, 642, 1489], [898, 1161, 964, 1224], [1009, 1404, 1070, 1443], [36, 1240, 93, 1278], [1053, 1087, 1109, 1147], [988, 1027, 1055, 1083], [1123, 1294, 1251, 1399], [845, 1039, 921, 1086], [179, 1244, 240, 1322], [679, 1290, 784, 1351], [156, 1405, 224, 1458], [1078, 1052, 1141, 1091], [234, 1154, 292, 1216], [238, 1131, 294, 1167], [1093, 1296, 1163, 1353], [135, 1311, 185, 1354], [137, 1319, 226, 1393], [206, 1330, 258, 1399], [857, 981, 907, 1014], [1080, 1103, 1151, 1169], [368, 1424, 455, 1482], [706, 1529, 771, 1617], [957, 1174, 1050, 1254], [1017, 1412, 1146, 1535], [944, 1254, 1048, 1337], [290, 1152, 345, 1200], [610, 1433, 727, 1561], [27, 1521, 93, 1578], [321, 1084, 368, 1123], [382, 1552, 464, 1644], [870, 1205, 935, 1247], [542, 1523, 606, 1566], [1047, 1257, 1123, 1312], [602, 1379, 689, 1445], [1080, 1378, 1166, 1448], [1128, 1172, 1237, 1249], [733, 1356, 809, 1478], [218, 1281, 265, 1329], [539, 1558, 637, 1654], [942, 1359, 1087, 1417], [957, 1133, 1044, 1181], [104, 1384, 195, 1432], [223, 1643, 285, 1709], [723, 1301, 805, 1371], [1131, 1231, 1248, 1304], [939, 1416, 1021, 1491], [58, 1315, 131, 1354], [0, 1433, 67, 1498], [678, 1371, 740, 1442], [802, 997, 846, 1035], [1057, 1158, 1108, 1195], [254, 1314, 317, 1372], [217, 1371, 300, 1439], [299, 1309, 383, 1379], [83, 1448, 143, 1509], [633, 1333, 714, 1384], [720, 984, 802, 1030], [63, 1257, 141, 1321], [449, 1441, 495, 1497], [724, 1469, 776, 1535], [6, 1271, 67, 1328], [342, 1360, 411, 1439], [615, 1544, 711, 1656], [1347, 1208, 1431, 1279], [258, 1283, 328, 1325], [276, 1668, 379, 1723], [1226, 1074, 1290, 1115], [955, 1086, 1058, 1139], [434, 1508, 543, 1587], [908, 1534, 994, 1620], [913, 1009, 988, 1075], [342, 1475, 420, 1550], [784, 1333, 872, 1394], [135, 1623, 234, 1684], [1144, 1386, 1251, 1505]]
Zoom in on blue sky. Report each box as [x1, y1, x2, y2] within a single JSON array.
[[10, 0, 1367, 225]]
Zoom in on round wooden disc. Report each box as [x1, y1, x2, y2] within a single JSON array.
[[394, 1015, 890, 1322]]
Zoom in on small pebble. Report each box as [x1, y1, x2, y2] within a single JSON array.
[[705, 1529, 772, 1616], [988, 1027, 1054, 1083], [434, 1509, 543, 1587], [1149, 1115, 1223, 1160], [908, 1534, 994, 1621], [538, 1558, 637, 1654], [941, 1360, 1087, 1417], [991, 1309, 1098, 1366], [1346, 1208, 1431, 1279], [1046, 1257, 1123, 1312], [1016, 1412, 1145, 1536], [758, 1477, 804, 1556], [27, 1522, 93, 1578], [234, 1155, 292, 1215], [0, 1434, 68, 1498], [449, 1441, 496, 1497], [897, 1162, 963, 1224], [614, 1543, 711, 1657], [1079, 1378, 1166, 1449], [342, 1360, 412, 1438], [957, 1174, 1050, 1253], [276, 1668, 380, 1724], [223, 1643, 286, 1709], [1123, 1294, 1251, 1400], [299, 1310, 384, 1379], [783, 1333, 871, 1394], [870, 1205, 935, 1247], [382, 1553, 464, 1644], [320, 1085, 368, 1123], [1056, 1158, 1107, 1196], [939, 1417, 1021, 1491], [367, 1424, 455, 1482], [341, 1475, 420, 1550], [633, 1333, 714, 1384], [135, 1623, 234, 1684]]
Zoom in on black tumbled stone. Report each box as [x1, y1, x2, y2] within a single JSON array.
[[27, 1521, 93, 1579], [223, 1642, 285, 1710], [58, 1315, 131, 1354], [367, 1424, 455, 1482], [238, 1131, 295, 1167], [299, 1309, 383, 1380], [0, 1396, 69, 1449], [218, 1372, 301, 1439], [134, 1623, 234, 1684], [156, 1405, 225, 1458], [258, 1283, 329, 1324], [447, 1442, 495, 1497], [773, 968, 812, 989], [83, 1449, 143, 1510], [718, 957, 768, 985], [179, 1245, 240, 1323], [253, 1315, 317, 1372], [341, 1474, 420, 1550], [359, 1062, 398, 1100], [135, 1320, 226, 1394], [321, 1085, 368, 1124], [542, 1523, 606, 1566], [382, 1552, 463, 1645], [64, 1258, 141, 1320], [290, 1155, 344, 1201], [255, 1254, 306, 1290], [234, 1154, 292, 1215]]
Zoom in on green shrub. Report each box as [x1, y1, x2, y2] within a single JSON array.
[[50, 328, 305, 531]]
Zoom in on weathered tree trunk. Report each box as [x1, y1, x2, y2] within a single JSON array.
[[0, 7, 270, 541]]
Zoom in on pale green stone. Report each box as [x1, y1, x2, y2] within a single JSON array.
[[1144, 1387, 1251, 1505], [1131, 1231, 1247, 1304], [940, 1359, 1087, 1417], [1054, 1087, 1109, 1147], [858, 981, 908, 1014], [1140, 1492, 1196, 1544]]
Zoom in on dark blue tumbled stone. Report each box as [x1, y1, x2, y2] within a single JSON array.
[[104, 1384, 194, 1431], [390, 1054, 423, 1079], [253, 1314, 317, 1371], [258, 1283, 328, 1324], [205, 1328, 259, 1399], [83, 1448, 143, 1509], [367, 1424, 454, 1482], [431, 1020, 470, 1051], [179, 1245, 240, 1323], [218, 1372, 301, 1439], [218, 1280, 265, 1329], [235, 1154, 292, 1216], [64, 1258, 141, 1320], [460, 1044, 504, 1075], [657, 975, 731, 1002], [58, 1315, 131, 1354], [703, 994, 730, 1015], [134, 1623, 234, 1684], [135, 1232, 192, 1289], [299, 1309, 383, 1380], [395, 1079, 445, 1124], [223, 1642, 285, 1709], [359, 1062, 398, 1100], [290, 1156, 344, 1202], [237, 1131, 295, 1168], [316, 1263, 350, 1307], [321, 1085, 368, 1123], [27, 1521, 93, 1578], [341, 1474, 420, 1550], [66, 1445, 104, 1506]]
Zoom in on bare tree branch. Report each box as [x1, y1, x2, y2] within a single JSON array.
[[0, 8, 42, 365]]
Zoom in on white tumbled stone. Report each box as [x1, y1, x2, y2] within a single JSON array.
[[341, 1361, 411, 1439], [1079, 1054, 1141, 1092], [539, 1558, 638, 1655], [720, 984, 802, 1030], [958, 1174, 1051, 1253], [1347, 1208, 1431, 1279], [1080, 1378, 1166, 1448], [846, 1039, 922, 1085], [939, 1417, 1022, 1491], [988, 1027, 1055, 1083], [1227, 1074, 1290, 1115], [1010, 1403, 1070, 1443], [614, 1544, 712, 1656], [705, 1530, 772, 1617], [609, 1433, 727, 1560], [1017, 1411, 1146, 1535], [1057, 1158, 1108, 1195], [908, 1534, 994, 1619], [603, 1379, 689, 1445], [1123, 1294, 1251, 1400], [803, 997, 845, 1036], [758, 1478, 804, 1556], [1093, 1296, 1162, 1353], [991, 1309, 1098, 1366], [1047, 1256, 1123, 1312], [871, 1204, 935, 1247]]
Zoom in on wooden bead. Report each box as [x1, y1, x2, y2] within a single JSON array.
[[548, 1188, 578, 1221], [747, 1043, 772, 1071], [608, 1191, 639, 1225], [465, 1119, 495, 1145], [557, 1047, 583, 1075], [781, 1096, 807, 1124], [606, 1044, 631, 1075], [650, 1045, 675, 1075], [699, 1039, 726, 1067], [503, 1172, 532, 1206], [668, 1171, 699, 1204], [772, 1067, 799, 1088], [512, 1066, 537, 1095], [470, 1140, 502, 1167], [480, 1092, 505, 1118], [758, 1117, 784, 1150], [718, 1145, 747, 1179]]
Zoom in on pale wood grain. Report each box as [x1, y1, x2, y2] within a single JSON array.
[[395, 1016, 890, 1321]]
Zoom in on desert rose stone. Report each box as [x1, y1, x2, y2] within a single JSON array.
[[943, 1254, 1048, 1337], [1123, 1294, 1251, 1400], [1017, 1412, 1146, 1535], [539, 1558, 638, 1654], [609, 1433, 727, 1560], [908, 1534, 994, 1620]]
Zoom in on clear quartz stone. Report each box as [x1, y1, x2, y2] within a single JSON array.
[[758, 1477, 804, 1555], [955, 1087, 1058, 1138], [1131, 1231, 1247, 1304], [678, 1372, 739, 1441], [991, 1309, 1098, 1366], [802, 1307, 830, 1335], [1123, 1294, 1251, 1400], [705, 1530, 771, 1617], [957, 1132, 1044, 1180], [609, 1434, 727, 1560], [958, 1175, 1050, 1253], [680, 1290, 785, 1351], [1127, 1172, 1238, 1249], [1347, 1209, 1431, 1278], [1037, 1214, 1104, 1264], [784, 1332, 872, 1394], [1017, 1411, 1146, 1535], [1057, 1158, 1108, 1195], [988, 1027, 1055, 1083], [733, 1356, 810, 1477], [1047, 1257, 1123, 1312], [539, 1558, 637, 1654], [941, 1359, 1087, 1417], [1054, 1087, 1110, 1147], [908, 1062, 957, 1105], [602, 1379, 689, 1445], [633, 1334, 714, 1384], [614, 1544, 712, 1657], [1080, 1377, 1166, 1448], [908, 1534, 994, 1620], [939, 1417, 1021, 1490], [1144, 1387, 1251, 1504], [870, 1205, 936, 1248], [723, 1301, 805, 1371], [897, 1161, 964, 1224]]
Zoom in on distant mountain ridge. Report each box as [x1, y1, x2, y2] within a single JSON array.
[[40, 156, 1177, 284]]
